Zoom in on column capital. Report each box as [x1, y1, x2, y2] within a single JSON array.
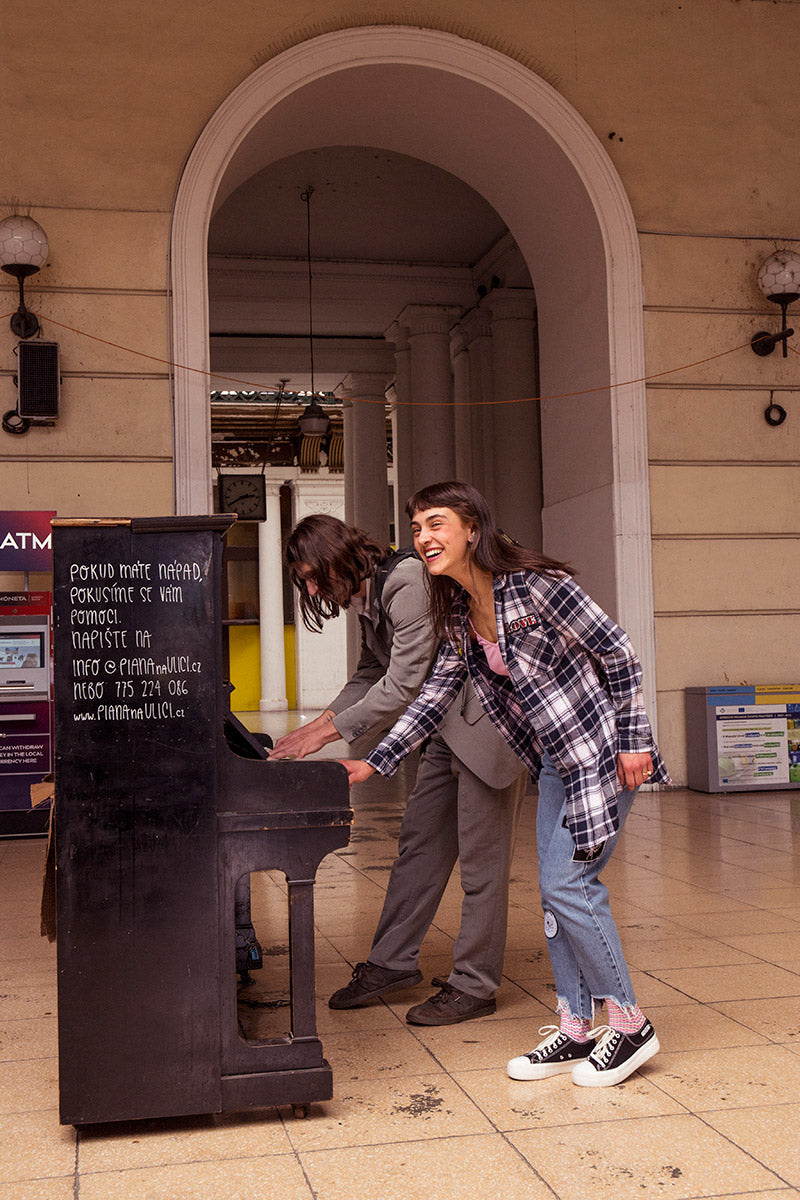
[[263, 477, 284, 499], [482, 287, 537, 323], [342, 370, 391, 398], [459, 306, 493, 341], [385, 319, 410, 351], [399, 303, 462, 337], [451, 307, 493, 357]]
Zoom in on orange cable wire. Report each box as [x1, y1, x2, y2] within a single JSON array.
[[1, 311, 792, 407]]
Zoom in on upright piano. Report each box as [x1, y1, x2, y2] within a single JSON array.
[[52, 516, 352, 1126]]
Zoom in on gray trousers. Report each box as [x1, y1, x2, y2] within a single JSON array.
[[368, 731, 527, 999]]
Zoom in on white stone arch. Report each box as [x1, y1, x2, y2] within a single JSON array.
[[170, 25, 657, 713]]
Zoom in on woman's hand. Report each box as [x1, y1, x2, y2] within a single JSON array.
[[339, 759, 377, 786], [617, 751, 654, 791], [269, 710, 340, 760]]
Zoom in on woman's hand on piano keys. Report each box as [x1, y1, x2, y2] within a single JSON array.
[[339, 759, 376, 786], [269, 710, 340, 760]]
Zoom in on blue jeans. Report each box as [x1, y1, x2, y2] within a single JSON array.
[[536, 752, 637, 1022]]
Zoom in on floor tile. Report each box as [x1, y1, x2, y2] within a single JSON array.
[[508, 1113, 784, 1199], [455, 1066, 683, 1130], [0, 1110, 75, 1185], [300, 1133, 555, 1200], [0, 986, 58, 1024], [648, 963, 800, 1003], [405, 1009, 555, 1073], [0, 1058, 58, 1115], [321, 1027, 441, 1081], [709, 995, 800, 1043], [624, 936, 759, 971], [0, 1180, 75, 1200], [718, 930, 800, 968], [282, 1074, 493, 1152], [648, 1044, 800, 1111], [6, 771, 800, 1199], [0, 1018, 58, 1062], [77, 1153, 313, 1200], [76, 1109, 292, 1173], [704, 1103, 800, 1188], [646, 1002, 769, 1051], [671, 909, 800, 937]]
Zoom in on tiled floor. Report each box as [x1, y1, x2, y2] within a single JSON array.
[[3, 711, 800, 1198]]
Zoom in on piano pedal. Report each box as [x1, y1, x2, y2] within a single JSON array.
[[235, 924, 263, 976]]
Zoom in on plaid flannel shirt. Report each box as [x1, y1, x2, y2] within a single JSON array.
[[365, 569, 670, 851]]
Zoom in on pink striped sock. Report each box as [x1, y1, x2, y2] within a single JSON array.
[[559, 1012, 593, 1042], [605, 999, 646, 1033]]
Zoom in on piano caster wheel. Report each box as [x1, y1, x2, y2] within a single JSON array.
[[292, 1104, 310, 1119]]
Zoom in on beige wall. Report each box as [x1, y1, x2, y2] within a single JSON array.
[[643, 233, 800, 780], [2, 1, 799, 780]]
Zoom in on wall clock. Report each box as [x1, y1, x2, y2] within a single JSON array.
[[218, 473, 267, 521]]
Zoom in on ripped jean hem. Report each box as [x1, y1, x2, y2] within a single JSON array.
[[556, 996, 640, 1024]]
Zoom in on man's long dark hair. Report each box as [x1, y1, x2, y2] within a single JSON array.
[[406, 481, 572, 643], [286, 513, 389, 632]]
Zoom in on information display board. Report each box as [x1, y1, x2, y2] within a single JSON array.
[[685, 685, 800, 793]]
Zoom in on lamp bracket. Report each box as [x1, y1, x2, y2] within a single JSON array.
[[751, 328, 794, 357], [10, 310, 40, 339]]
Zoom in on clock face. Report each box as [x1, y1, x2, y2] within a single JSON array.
[[219, 474, 266, 520]]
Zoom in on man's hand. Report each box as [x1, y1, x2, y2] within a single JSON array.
[[617, 751, 654, 791], [339, 759, 377, 786], [269, 710, 342, 760]]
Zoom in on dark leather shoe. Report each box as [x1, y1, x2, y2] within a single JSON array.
[[328, 961, 423, 1009], [405, 977, 496, 1025]]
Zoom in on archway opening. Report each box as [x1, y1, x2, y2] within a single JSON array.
[[170, 26, 656, 710]]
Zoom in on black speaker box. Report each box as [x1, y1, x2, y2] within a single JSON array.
[[17, 340, 60, 421]]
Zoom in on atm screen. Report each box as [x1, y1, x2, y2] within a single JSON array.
[[0, 632, 45, 669]]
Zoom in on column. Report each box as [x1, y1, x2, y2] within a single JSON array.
[[385, 382, 400, 542], [342, 370, 391, 545], [386, 320, 414, 526], [484, 289, 541, 549], [257, 480, 288, 711], [461, 307, 496, 509], [289, 476, 348, 711], [450, 322, 473, 484], [342, 398, 355, 526], [400, 304, 460, 490]]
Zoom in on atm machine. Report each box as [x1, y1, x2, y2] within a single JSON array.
[[0, 595, 53, 834]]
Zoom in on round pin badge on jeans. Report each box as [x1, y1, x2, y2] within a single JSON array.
[[544, 910, 559, 939]]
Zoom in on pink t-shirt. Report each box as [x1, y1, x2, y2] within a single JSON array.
[[470, 620, 510, 676]]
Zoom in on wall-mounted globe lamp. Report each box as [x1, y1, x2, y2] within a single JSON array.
[[751, 249, 800, 357], [0, 215, 49, 339]]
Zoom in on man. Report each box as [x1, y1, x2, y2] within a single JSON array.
[[269, 513, 527, 1025]]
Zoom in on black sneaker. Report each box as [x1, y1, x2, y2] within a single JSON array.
[[405, 977, 496, 1026], [507, 1025, 596, 1080], [328, 961, 423, 1009], [571, 1020, 660, 1087]]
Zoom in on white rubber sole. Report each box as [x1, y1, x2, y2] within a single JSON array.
[[571, 1033, 660, 1088], [507, 1054, 589, 1081]]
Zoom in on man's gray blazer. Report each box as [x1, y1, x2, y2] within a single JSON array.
[[328, 556, 524, 789]]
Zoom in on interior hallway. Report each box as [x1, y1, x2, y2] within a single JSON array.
[[3, 713, 800, 1198]]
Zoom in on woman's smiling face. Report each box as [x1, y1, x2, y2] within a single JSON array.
[[411, 506, 475, 580]]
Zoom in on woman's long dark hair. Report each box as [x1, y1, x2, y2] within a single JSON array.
[[406, 481, 572, 642], [286, 513, 389, 632]]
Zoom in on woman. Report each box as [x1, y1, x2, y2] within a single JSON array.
[[342, 481, 671, 1088], [271, 513, 528, 1026]]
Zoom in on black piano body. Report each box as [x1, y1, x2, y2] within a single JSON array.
[[52, 516, 353, 1126]]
